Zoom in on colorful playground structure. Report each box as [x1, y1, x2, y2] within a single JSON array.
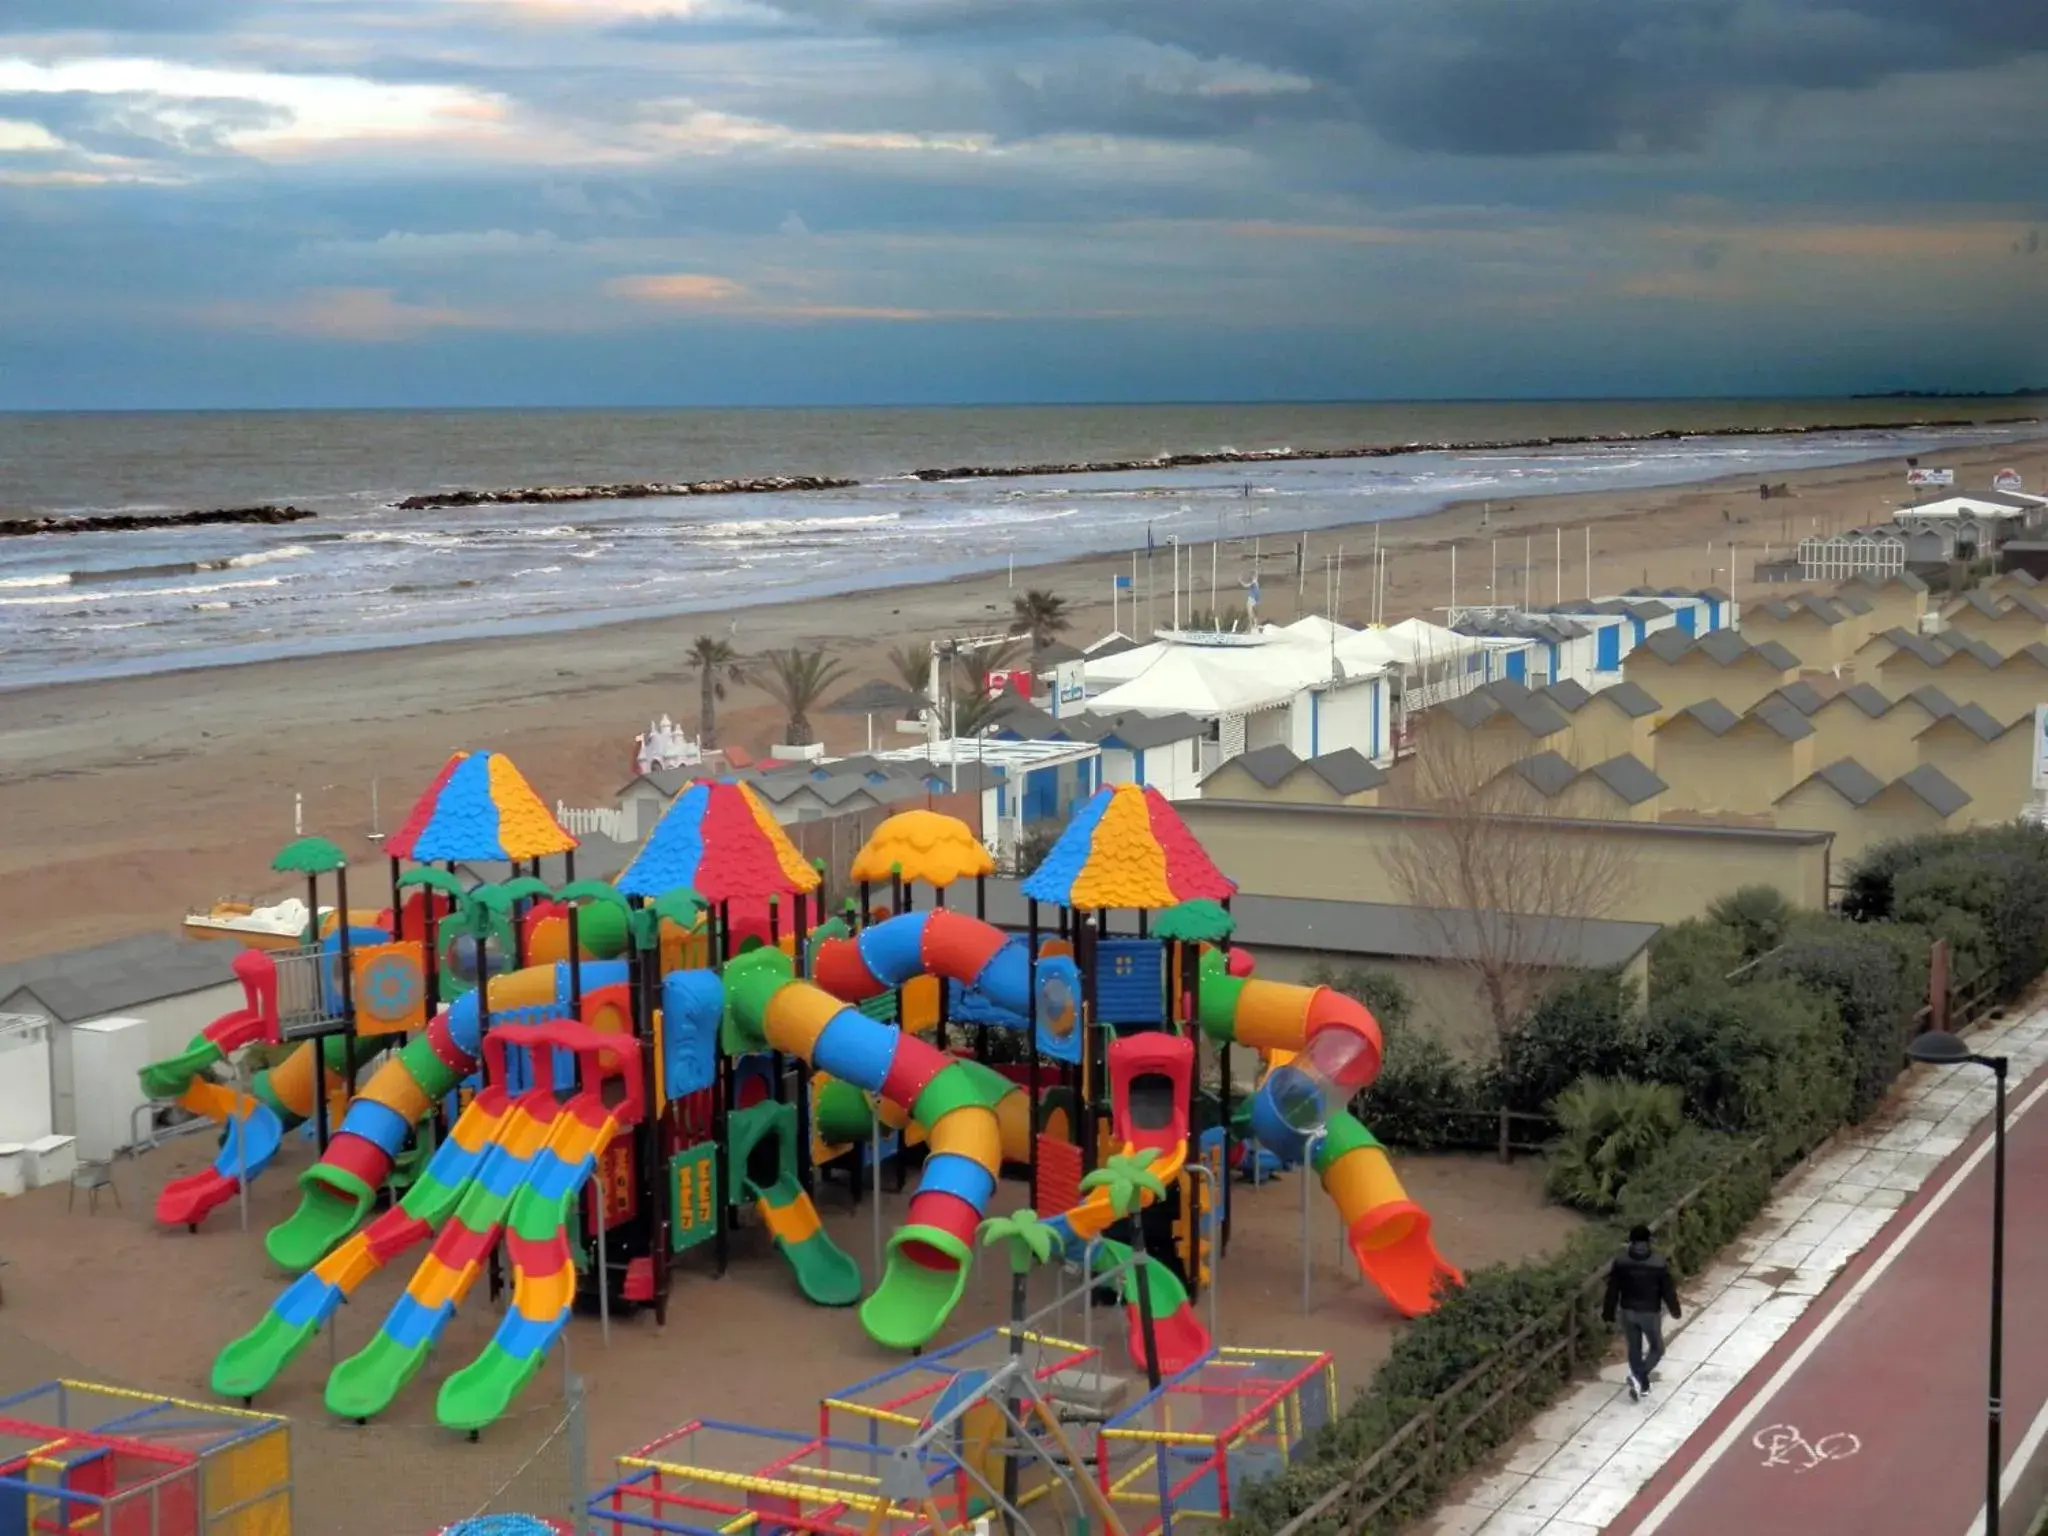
[[136, 753, 1458, 1465], [0, 1380, 291, 1536]]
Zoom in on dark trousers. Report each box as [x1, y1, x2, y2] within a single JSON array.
[[1622, 1308, 1665, 1383]]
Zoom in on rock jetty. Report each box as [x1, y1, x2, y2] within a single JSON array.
[[907, 418, 2033, 482], [0, 505, 315, 538], [394, 474, 855, 510]]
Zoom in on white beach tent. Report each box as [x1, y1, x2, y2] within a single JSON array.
[[1377, 617, 1492, 668], [1086, 641, 1309, 716]]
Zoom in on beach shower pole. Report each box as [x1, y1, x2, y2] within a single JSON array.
[[1525, 535, 1533, 610], [1585, 526, 1593, 599], [1556, 527, 1563, 605]]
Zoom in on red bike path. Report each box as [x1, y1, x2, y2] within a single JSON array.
[[1608, 1064, 2048, 1536]]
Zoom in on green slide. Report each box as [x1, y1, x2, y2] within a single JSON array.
[[434, 1188, 578, 1435], [729, 1100, 863, 1308], [861, 1224, 975, 1351]]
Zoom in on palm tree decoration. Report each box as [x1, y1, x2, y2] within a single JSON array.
[[399, 867, 498, 995], [978, 1208, 1058, 1341], [470, 875, 553, 967], [944, 638, 1024, 738], [273, 836, 346, 876], [759, 646, 849, 747], [1010, 589, 1070, 659], [686, 635, 747, 749], [1080, 1148, 1169, 1387]]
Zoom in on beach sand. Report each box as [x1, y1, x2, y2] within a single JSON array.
[[2, 436, 2043, 964]]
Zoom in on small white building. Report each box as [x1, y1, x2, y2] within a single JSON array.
[[0, 934, 242, 1159], [870, 738, 1103, 864]]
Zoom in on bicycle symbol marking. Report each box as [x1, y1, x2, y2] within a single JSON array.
[[1753, 1424, 1861, 1472]]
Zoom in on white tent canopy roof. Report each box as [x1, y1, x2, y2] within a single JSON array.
[[1085, 625, 1388, 717]]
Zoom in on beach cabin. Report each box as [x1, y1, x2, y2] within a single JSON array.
[[1198, 744, 1386, 806], [1090, 712, 1208, 799], [1868, 629, 2005, 702], [1835, 571, 1930, 635], [1624, 629, 1802, 716], [1653, 695, 1817, 817], [1940, 590, 2048, 656], [1954, 645, 2048, 733], [1774, 761, 1972, 866], [1540, 679, 1662, 766], [1417, 679, 1575, 772], [1915, 705, 2033, 825], [1738, 594, 1868, 672], [1786, 682, 1906, 779], [1485, 749, 1666, 822], [1452, 613, 1592, 689]]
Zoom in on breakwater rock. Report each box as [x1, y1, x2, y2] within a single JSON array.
[[395, 475, 856, 510], [907, 418, 2034, 482], [1, 505, 315, 538]]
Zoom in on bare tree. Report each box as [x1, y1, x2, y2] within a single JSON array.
[[1384, 708, 1636, 1156]]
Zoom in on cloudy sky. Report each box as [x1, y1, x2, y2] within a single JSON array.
[[2, 0, 2043, 409]]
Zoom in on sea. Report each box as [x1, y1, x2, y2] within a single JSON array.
[[2, 398, 2042, 691]]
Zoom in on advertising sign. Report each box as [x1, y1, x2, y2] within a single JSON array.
[[1994, 469, 2025, 493], [1906, 468, 1956, 488]]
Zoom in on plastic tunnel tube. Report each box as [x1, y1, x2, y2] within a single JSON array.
[[1195, 950, 1462, 1317], [211, 1089, 510, 1401], [323, 1088, 563, 1422], [725, 946, 1010, 1351], [266, 959, 627, 1271], [436, 1093, 616, 1433]]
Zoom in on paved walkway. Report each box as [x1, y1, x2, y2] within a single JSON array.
[[1425, 1004, 2048, 1536]]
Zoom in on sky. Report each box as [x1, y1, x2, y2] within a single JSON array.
[[1, 0, 2044, 409]]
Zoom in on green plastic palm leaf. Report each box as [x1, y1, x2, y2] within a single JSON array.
[[495, 876, 556, 906], [978, 1210, 1057, 1275], [395, 866, 466, 899], [555, 878, 630, 915], [1153, 899, 1234, 943], [1080, 1147, 1168, 1218], [273, 836, 345, 875], [651, 887, 707, 927]]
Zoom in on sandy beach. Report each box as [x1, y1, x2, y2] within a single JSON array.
[[2, 434, 2043, 964]]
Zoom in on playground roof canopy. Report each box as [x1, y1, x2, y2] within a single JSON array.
[[618, 778, 821, 900], [1020, 781, 1236, 909], [388, 750, 577, 863]]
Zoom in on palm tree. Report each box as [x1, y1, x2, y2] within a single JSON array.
[[759, 646, 849, 747], [943, 638, 1024, 738], [886, 643, 933, 705], [686, 635, 747, 749], [1080, 1148, 1169, 1387], [1010, 589, 1070, 657], [978, 1208, 1058, 1338]]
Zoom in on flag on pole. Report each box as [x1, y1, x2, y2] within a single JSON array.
[[1146, 523, 1155, 554], [1114, 574, 1133, 590]]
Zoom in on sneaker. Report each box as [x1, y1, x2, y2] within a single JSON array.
[[1627, 1373, 1641, 1403], [1640, 1378, 1654, 1400]]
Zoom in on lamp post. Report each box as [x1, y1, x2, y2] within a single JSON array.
[[1907, 1029, 2009, 1536]]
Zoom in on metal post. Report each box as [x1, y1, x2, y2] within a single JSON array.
[[1300, 1132, 1323, 1315], [713, 900, 732, 1276], [793, 890, 813, 1195], [1026, 898, 1041, 1209], [1184, 1158, 1219, 1344], [1988, 1054, 2009, 1536], [565, 847, 583, 1019], [566, 1372, 590, 1536], [235, 1051, 251, 1234], [870, 1098, 885, 1283], [334, 859, 357, 1148], [595, 1193, 612, 1348], [768, 896, 786, 1104]]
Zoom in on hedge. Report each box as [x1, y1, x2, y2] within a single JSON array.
[[1230, 827, 2039, 1534]]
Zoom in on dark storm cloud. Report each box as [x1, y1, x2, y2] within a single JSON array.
[[757, 0, 2048, 155]]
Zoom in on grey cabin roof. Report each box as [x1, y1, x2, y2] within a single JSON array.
[[1642, 629, 1795, 670], [1222, 743, 1303, 789], [1032, 638, 1087, 666], [1840, 570, 1930, 594], [1541, 678, 1594, 713], [1658, 700, 1742, 736], [1768, 681, 1830, 716], [1755, 595, 1848, 626], [1304, 748, 1386, 796], [1918, 703, 2009, 742], [1084, 633, 1143, 659], [2006, 642, 2048, 671], [1443, 680, 1572, 737], [1583, 754, 1667, 805], [1745, 695, 1817, 741], [1506, 751, 1580, 799], [1090, 710, 1205, 751], [1896, 685, 1960, 719], [1892, 764, 1972, 817], [824, 679, 925, 716], [1784, 758, 1886, 808], [0, 934, 245, 1024], [1874, 629, 1953, 668], [618, 766, 701, 797], [1942, 633, 2007, 669], [1952, 590, 2009, 620], [2008, 591, 2048, 622], [974, 881, 1661, 971], [1827, 683, 1893, 718], [1594, 680, 1662, 717]]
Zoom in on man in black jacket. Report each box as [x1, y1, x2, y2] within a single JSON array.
[[1602, 1224, 1683, 1401]]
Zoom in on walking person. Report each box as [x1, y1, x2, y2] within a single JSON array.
[[1602, 1223, 1682, 1401]]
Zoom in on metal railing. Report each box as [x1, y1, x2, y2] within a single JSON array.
[[1269, 1137, 1772, 1535]]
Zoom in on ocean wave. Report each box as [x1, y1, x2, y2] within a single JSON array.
[[226, 544, 315, 569], [0, 575, 286, 608], [0, 572, 69, 590]]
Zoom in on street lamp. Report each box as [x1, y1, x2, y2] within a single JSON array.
[[1906, 1029, 2010, 1536]]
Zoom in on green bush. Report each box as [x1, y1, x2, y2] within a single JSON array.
[[1613, 1126, 1774, 1274], [1706, 884, 1797, 961], [1546, 1077, 1686, 1214], [1843, 825, 2048, 1001], [1348, 1025, 1491, 1152], [1497, 968, 1641, 1114], [1638, 977, 1846, 1165], [1648, 917, 1746, 993], [1757, 917, 1927, 1123]]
